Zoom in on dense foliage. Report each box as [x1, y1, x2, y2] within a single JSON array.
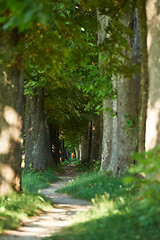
[[22, 0, 136, 148]]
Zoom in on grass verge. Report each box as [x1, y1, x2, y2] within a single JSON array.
[[47, 170, 160, 240], [0, 167, 59, 234], [22, 167, 59, 193], [57, 171, 129, 201]]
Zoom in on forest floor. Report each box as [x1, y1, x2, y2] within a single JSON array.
[[0, 164, 91, 240]]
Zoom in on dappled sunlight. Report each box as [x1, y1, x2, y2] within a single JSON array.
[[0, 164, 15, 195], [0, 164, 15, 183], [0, 129, 10, 154], [147, 31, 152, 51], [1, 210, 72, 238], [4, 106, 21, 127], [0, 164, 21, 195], [3, 71, 15, 88], [0, 106, 22, 154], [146, 1, 157, 21], [146, 99, 160, 150]]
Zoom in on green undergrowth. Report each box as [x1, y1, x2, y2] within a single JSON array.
[[60, 158, 80, 166], [47, 210, 159, 240], [48, 169, 160, 240], [57, 171, 129, 201], [59, 158, 89, 172], [47, 146, 160, 240], [22, 167, 59, 193], [0, 167, 59, 234]]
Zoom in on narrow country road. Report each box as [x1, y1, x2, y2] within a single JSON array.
[[0, 164, 91, 240]]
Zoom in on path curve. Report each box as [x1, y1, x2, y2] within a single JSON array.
[[0, 164, 91, 240]]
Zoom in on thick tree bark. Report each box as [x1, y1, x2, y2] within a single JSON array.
[[98, 9, 141, 175], [107, 80, 118, 172], [101, 100, 113, 170], [108, 10, 141, 175], [97, 9, 113, 170], [137, 0, 149, 152], [145, 0, 160, 150], [0, 30, 24, 195], [24, 89, 46, 171]]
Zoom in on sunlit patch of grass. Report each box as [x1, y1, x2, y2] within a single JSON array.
[[0, 192, 52, 234], [57, 171, 130, 201], [47, 172, 160, 240], [22, 167, 59, 193]]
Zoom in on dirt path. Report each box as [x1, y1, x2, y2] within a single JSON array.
[[0, 164, 91, 240]]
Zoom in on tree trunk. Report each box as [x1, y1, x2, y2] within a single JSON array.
[[137, 0, 149, 152], [101, 100, 113, 170], [75, 148, 79, 159], [88, 121, 93, 164], [0, 30, 24, 195], [97, 9, 113, 170], [108, 10, 141, 175], [145, 0, 160, 150], [44, 119, 54, 167], [81, 123, 90, 165], [49, 125, 60, 165], [24, 89, 46, 171], [107, 79, 118, 172], [92, 115, 103, 163]]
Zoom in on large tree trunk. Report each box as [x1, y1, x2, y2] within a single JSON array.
[[101, 100, 113, 170], [107, 80, 118, 172], [0, 30, 24, 195], [108, 10, 141, 175], [137, 0, 149, 152], [24, 89, 46, 171], [145, 0, 160, 150], [97, 10, 113, 170], [99, 9, 141, 175]]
